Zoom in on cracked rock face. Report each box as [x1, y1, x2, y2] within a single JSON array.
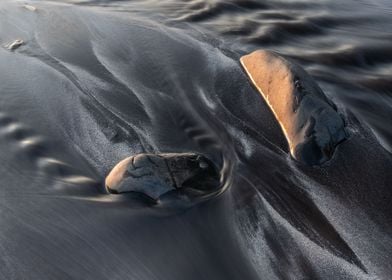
[[241, 50, 347, 165], [105, 153, 220, 201]]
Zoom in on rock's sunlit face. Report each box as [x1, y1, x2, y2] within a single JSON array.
[[106, 153, 220, 201], [241, 50, 347, 166]]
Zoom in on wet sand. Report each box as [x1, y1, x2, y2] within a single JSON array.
[[0, 1, 391, 279]]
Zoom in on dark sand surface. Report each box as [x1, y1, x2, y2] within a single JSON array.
[[0, 1, 391, 279]]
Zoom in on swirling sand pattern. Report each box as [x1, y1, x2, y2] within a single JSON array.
[[0, 1, 391, 280]]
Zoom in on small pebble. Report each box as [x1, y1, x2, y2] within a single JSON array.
[[23, 5, 37, 11], [6, 39, 24, 51]]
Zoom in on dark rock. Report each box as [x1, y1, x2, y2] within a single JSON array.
[[105, 153, 220, 200]]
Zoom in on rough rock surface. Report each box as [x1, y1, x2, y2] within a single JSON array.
[[240, 50, 347, 165], [105, 153, 220, 200]]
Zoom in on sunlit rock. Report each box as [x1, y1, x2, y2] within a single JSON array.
[[240, 50, 347, 165], [105, 153, 220, 200]]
